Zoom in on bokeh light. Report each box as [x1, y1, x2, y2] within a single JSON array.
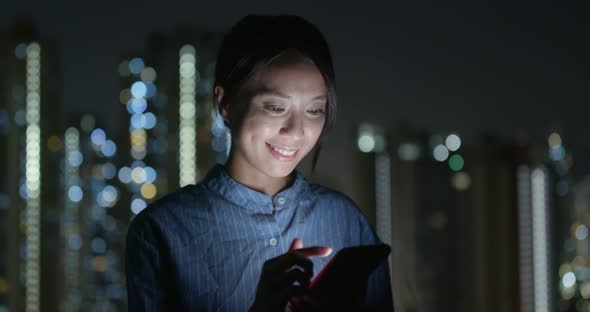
[[131, 81, 147, 98], [548, 132, 562, 149], [90, 128, 106, 146], [445, 134, 461, 151], [140, 183, 157, 199], [119, 88, 131, 105], [101, 140, 117, 157], [131, 113, 146, 128], [358, 135, 375, 153], [67, 186, 83, 202], [144, 167, 157, 183], [575, 224, 589, 241], [433, 145, 449, 162], [80, 114, 95, 132], [47, 135, 62, 152], [448, 154, 464, 171], [67, 151, 83, 167], [562, 271, 576, 288], [140, 67, 157, 82], [91, 238, 107, 254], [101, 163, 117, 179], [144, 113, 156, 129], [131, 198, 147, 214], [451, 172, 471, 191], [397, 143, 420, 161], [14, 42, 27, 59], [129, 98, 147, 114], [118, 167, 132, 184], [131, 167, 146, 184], [128, 58, 144, 75]]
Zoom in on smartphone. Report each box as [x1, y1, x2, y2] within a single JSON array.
[[289, 244, 391, 311]]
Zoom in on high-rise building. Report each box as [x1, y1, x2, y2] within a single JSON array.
[[115, 28, 223, 222], [59, 114, 128, 312], [0, 19, 63, 312], [354, 123, 562, 312]]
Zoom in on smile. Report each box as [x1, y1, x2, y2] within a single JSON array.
[[266, 143, 299, 161]]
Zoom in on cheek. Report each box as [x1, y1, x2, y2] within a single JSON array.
[[303, 119, 325, 147], [308, 118, 325, 138], [238, 114, 280, 143]]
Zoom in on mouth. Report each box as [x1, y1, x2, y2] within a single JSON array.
[[266, 142, 299, 161]]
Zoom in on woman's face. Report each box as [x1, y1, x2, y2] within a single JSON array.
[[222, 58, 327, 179]]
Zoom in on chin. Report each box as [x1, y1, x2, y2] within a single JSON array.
[[263, 162, 297, 178]]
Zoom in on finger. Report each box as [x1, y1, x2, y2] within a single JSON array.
[[284, 284, 307, 300], [293, 246, 332, 258], [268, 252, 314, 276], [289, 237, 303, 251], [279, 268, 311, 288]]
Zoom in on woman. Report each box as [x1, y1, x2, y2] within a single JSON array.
[[125, 14, 393, 311]]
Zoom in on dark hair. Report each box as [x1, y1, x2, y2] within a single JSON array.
[[214, 14, 337, 172]]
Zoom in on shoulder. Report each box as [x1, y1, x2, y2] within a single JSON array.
[[127, 183, 215, 238], [306, 183, 380, 245], [307, 183, 364, 218]]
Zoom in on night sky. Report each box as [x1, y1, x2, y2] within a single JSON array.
[[2, 1, 589, 179]]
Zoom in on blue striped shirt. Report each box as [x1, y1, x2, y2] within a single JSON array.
[[125, 164, 393, 311]]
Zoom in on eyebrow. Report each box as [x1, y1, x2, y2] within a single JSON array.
[[252, 87, 327, 101]]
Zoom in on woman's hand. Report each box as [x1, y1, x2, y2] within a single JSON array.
[[249, 238, 331, 312]]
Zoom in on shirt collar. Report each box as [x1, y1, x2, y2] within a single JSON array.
[[203, 164, 311, 215]]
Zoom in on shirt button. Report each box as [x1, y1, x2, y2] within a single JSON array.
[[277, 197, 286, 205], [269, 238, 278, 246]]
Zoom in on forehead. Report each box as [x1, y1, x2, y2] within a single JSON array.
[[245, 55, 327, 96]]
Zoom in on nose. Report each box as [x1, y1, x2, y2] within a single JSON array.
[[279, 112, 305, 138]]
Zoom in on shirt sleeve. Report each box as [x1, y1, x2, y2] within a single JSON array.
[[125, 215, 175, 311], [359, 215, 395, 312]]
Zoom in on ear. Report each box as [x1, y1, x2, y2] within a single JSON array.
[[215, 85, 230, 124]]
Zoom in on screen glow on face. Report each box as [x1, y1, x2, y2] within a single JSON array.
[[229, 59, 327, 180]]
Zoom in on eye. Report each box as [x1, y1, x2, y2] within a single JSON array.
[[263, 104, 285, 114], [307, 108, 325, 116]]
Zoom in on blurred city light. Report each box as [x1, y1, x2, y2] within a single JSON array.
[[358, 134, 375, 153], [118, 167, 132, 184], [397, 143, 421, 161], [445, 134, 461, 151], [448, 154, 464, 171], [90, 128, 106, 146], [131, 81, 147, 98], [131, 198, 147, 214], [357, 123, 384, 153], [433, 144, 449, 161], [24, 42, 42, 312], [451, 172, 471, 191], [67, 186, 83, 202], [574, 224, 589, 241], [101, 163, 117, 179], [178, 44, 198, 186], [531, 167, 551, 312], [129, 98, 147, 114], [140, 183, 157, 199], [128, 58, 144, 75], [14, 42, 27, 59], [562, 271, 576, 288], [80, 114, 95, 132], [101, 140, 117, 157], [548, 132, 562, 149], [140, 67, 157, 82]]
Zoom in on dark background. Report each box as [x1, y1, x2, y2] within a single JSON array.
[[2, 1, 590, 311], [2, 1, 589, 176]]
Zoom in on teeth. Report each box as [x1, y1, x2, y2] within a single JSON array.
[[270, 145, 296, 156]]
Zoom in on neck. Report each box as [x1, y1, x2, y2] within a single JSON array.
[[224, 157, 293, 198]]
